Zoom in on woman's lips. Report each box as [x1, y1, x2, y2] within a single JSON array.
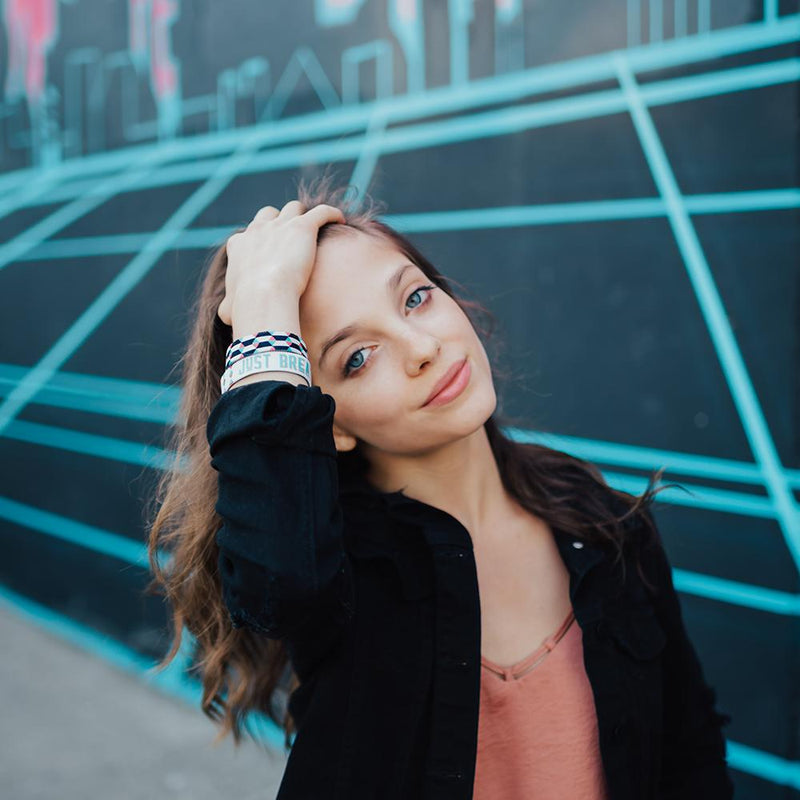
[[423, 358, 471, 407]]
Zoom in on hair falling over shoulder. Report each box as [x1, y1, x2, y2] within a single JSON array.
[[143, 165, 680, 754]]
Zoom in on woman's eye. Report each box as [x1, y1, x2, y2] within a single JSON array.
[[342, 284, 436, 377]]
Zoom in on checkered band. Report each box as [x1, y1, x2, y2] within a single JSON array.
[[226, 330, 308, 368]]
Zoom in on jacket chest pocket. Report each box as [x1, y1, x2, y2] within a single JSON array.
[[604, 602, 667, 797], [605, 601, 667, 662], [602, 602, 667, 716], [603, 599, 666, 770]]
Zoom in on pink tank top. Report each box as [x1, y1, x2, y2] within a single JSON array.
[[473, 608, 609, 799]]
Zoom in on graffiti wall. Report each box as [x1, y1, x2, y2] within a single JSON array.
[[0, 2, 798, 797]]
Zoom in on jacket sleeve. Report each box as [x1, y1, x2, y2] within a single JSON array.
[[206, 379, 355, 661], [639, 508, 735, 800]]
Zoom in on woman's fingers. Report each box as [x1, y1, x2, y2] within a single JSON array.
[[249, 205, 280, 226], [248, 201, 344, 230], [300, 203, 347, 227], [277, 199, 307, 220]]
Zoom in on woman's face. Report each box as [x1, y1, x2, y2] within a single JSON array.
[[298, 229, 496, 456]]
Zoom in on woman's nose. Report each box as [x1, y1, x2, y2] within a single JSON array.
[[406, 334, 441, 372]]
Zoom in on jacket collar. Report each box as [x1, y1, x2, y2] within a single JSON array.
[[338, 465, 607, 592]]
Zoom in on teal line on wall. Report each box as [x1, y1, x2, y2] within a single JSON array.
[[0, 484, 794, 616], [0, 13, 797, 203], [12, 188, 800, 264], [4, 56, 798, 221], [613, 51, 800, 576]]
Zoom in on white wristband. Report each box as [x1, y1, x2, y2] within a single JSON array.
[[221, 351, 312, 393]]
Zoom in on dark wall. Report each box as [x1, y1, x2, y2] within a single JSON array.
[[0, 2, 798, 797]]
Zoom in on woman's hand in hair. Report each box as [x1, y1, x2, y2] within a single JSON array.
[[217, 200, 346, 326]]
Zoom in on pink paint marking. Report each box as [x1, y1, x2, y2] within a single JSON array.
[[151, 0, 178, 96], [4, 0, 57, 102], [126, 0, 178, 99]]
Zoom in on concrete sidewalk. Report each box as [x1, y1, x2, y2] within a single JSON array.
[[0, 604, 289, 799]]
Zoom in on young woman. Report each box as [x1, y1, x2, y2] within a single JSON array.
[[146, 174, 734, 799]]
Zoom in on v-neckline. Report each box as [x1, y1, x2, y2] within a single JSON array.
[[480, 608, 576, 682]]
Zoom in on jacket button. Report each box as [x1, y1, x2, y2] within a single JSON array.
[[612, 720, 627, 739], [572, 541, 584, 549], [594, 620, 605, 637]]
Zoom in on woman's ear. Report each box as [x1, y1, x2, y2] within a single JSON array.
[[332, 423, 357, 453]]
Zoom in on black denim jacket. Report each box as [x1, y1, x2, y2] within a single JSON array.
[[206, 379, 734, 800]]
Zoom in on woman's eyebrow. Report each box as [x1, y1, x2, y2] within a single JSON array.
[[318, 263, 416, 369]]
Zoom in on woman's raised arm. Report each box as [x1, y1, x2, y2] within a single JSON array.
[[207, 378, 354, 674]]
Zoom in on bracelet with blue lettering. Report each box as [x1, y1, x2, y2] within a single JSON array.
[[221, 350, 311, 393]]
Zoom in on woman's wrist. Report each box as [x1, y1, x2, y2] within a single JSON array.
[[231, 288, 302, 343]]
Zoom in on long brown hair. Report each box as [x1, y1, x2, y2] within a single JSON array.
[[145, 168, 678, 753]]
